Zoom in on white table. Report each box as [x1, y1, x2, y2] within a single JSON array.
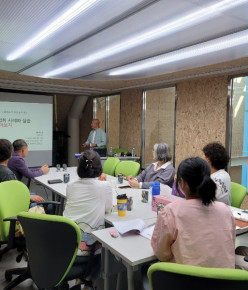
[[33, 168, 156, 219], [33, 167, 78, 214], [92, 222, 156, 290], [105, 175, 157, 224], [230, 206, 248, 236], [34, 170, 248, 290]]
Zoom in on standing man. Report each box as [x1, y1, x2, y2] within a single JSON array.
[[82, 118, 106, 148], [8, 139, 50, 181]]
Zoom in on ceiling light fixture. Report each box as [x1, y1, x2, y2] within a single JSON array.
[[109, 30, 248, 76], [43, 0, 248, 77], [6, 0, 100, 61]]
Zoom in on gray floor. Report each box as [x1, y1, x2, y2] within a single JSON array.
[[0, 248, 38, 290]]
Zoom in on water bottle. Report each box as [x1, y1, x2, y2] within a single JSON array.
[[131, 147, 135, 157], [109, 147, 113, 156], [152, 181, 160, 196], [151, 181, 160, 207]]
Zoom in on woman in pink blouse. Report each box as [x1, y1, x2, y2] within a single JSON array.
[[151, 157, 236, 268]]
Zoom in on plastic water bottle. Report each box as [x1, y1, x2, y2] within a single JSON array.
[[109, 147, 113, 156], [131, 147, 135, 157], [151, 181, 160, 207], [152, 181, 160, 196]]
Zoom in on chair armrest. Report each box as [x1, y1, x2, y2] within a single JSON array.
[[3, 216, 18, 248], [39, 201, 61, 205], [39, 201, 61, 214], [3, 216, 18, 222]]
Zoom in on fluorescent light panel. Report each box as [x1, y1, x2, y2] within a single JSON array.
[[109, 30, 248, 75], [43, 0, 248, 77], [6, 0, 100, 61]]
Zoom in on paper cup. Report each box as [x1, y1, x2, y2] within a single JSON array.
[[117, 199, 127, 217]]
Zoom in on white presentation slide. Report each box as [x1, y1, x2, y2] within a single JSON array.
[[0, 101, 52, 151]]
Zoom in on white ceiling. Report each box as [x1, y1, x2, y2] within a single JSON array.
[[1, 0, 248, 84]]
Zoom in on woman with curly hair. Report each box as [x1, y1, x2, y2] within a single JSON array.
[[202, 142, 231, 205]]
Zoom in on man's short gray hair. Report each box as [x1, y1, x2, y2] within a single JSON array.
[[13, 139, 28, 152], [153, 143, 171, 162]]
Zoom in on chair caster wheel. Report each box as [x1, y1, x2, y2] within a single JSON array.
[[16, 255, 22, 263], [5, 272, 12, 282]]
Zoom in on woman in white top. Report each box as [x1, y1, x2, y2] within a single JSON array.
[[202, 142, 231, 205], [63, 150, 112, 254]]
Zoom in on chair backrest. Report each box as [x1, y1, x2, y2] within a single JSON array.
[[17, 211, 81, 289], [103, 157, 120, 176], [148, 262, 248, 290], [0, 180, 30, 241], [231, 182, 247, 208], [112, 148, 128, 155], [115, 161, 140, 177]]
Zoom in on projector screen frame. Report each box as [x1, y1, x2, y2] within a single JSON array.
[[0, 91, 53, 167]]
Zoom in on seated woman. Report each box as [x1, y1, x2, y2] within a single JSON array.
[[128, 143, 175, 189], [63, 150, 112, 255], [202, 141, 231, 205], [151, 157, 236, 268]]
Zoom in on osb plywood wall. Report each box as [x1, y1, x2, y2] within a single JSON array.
[[54, 94, 75, 132], [175, 76, 228, 168], [95, 97, 106, 131], [230, 166, 242, 184], [231, 77, 246, 157], [108, 95, 120, 151], [144, 87, 175, 166], [79, 97, 93, 150], [120, 89, 142, 156]]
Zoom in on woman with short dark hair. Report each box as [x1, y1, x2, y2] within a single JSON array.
[[77, 150, 103, 179], [202, 142, 231, 205], [128, 143, 175, 189], [151, 157, 236, 268], [63, 150, 112, 255], [0, 139, 16, 182]]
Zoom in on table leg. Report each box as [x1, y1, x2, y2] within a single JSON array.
[[58, 197, 65, 215], [126, 264, 134, 290], [104, 248, 110, 290], [55, 195, 61, 215]]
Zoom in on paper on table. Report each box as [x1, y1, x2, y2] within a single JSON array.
[[113, 218, 145, 235], [233, 210, 248, 222], [139, 224, 155, 240]]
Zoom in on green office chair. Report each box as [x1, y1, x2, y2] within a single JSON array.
[[0, 180, 30, 259], [148, 262, 248, 290], [17, 211, 100, 289], [0, 180, 60, 290], [231, 182, 247, 208], [115, 161, 140, 178], [103, 157, 120, 176], [0, 180, 31, 290], [112, 148, 128, 155]]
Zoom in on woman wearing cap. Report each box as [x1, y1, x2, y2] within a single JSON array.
[[127, 142, 175, 189]]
